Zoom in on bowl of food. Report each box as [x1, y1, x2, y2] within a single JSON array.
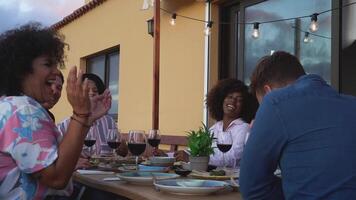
[[174, 168, 192, 177]]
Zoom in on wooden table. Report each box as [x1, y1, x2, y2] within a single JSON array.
[[73, 173, 242, 200]]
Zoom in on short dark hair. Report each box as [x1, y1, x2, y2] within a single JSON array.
[[250, 51, 306, 96], [206, 78, 258, 123], [0, 22, 66, 96], [82, 73, 106, 94]]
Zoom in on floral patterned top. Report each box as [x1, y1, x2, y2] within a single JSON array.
[[0, 96, 60, 200]]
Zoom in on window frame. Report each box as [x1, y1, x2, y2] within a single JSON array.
[[85, 45, 120, 120]]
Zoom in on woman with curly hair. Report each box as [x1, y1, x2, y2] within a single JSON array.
[[207, 78, 258, 169], [0, 23, 111, 199]]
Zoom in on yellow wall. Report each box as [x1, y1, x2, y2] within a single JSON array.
[[53, 0, 208, 136]]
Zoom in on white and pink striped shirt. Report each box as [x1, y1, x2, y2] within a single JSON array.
[[57, 115, 119, 157], [209, 118, 250, 169]]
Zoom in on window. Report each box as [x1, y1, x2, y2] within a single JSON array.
[[87, 48, 119, 119], [219, 3, 240, 79], [341, 0, 356, 95], [219, 0, 336, 86], [244, 0, 332, 84]]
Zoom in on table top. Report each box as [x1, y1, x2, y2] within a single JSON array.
[[73, 172, 242, 200]]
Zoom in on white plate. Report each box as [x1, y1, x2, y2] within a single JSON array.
[[76, 170, 115, 175], [116, 172, 179, 185], [154, 179, 230, 195]]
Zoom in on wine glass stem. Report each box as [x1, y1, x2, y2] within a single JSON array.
[[113, 149, 117, 159], [223, 153, 226, 169], [152, 147, 157, 157], [135, 156, 138, 171]]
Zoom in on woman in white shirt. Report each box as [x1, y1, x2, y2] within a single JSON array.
[[206, 78, 258, 169]]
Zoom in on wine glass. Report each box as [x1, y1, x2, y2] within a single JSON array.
[[216, 131, 233, 169], [147, 129, 161, 156], [128, 130, 147, 170], [106, 129, 121, 158], [84, 131, 96, 158]]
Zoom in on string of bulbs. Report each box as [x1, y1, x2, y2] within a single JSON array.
[[158, 1, 356, 41]]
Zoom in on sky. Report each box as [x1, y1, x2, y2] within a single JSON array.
[[0, 0, 85, 33]]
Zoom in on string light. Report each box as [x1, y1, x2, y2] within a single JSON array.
[[309, 13, 319, 32], [303, 32, 311, 43], [156, 1, 356, 39], [205, 21, 213, 36], [252, 22, 260, 39], [170, 13, 177, 26]]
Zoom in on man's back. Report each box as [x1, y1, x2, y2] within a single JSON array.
[[240, 74, 356, 199]]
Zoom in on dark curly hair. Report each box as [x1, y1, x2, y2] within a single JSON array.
[[206, 78, 258, 123], [0, 22, 66, 96]]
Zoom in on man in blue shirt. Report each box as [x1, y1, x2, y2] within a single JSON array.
[[240, 51, 356, 199]]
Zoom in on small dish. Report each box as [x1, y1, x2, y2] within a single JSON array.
[[174, 169, 192, 177], [138, 165, 169, 172], [190, 169, 239, 180]]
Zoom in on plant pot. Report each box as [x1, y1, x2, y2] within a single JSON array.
[[189, 156, 209, 171]]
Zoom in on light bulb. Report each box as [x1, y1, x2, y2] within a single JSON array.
[[309, 13, 319, 32], [205, 27, 211, 36], [252, 22, 260, 39], [170, 13, 177, 26], [205, 21, 213, 36], [303, 32, 310, 43]]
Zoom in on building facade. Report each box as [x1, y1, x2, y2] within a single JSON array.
[[52, 0, 355, 136]]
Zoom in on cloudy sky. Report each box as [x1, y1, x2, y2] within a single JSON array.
[[0, 0, 84, 33]]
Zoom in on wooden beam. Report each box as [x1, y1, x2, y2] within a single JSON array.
[[152, 0, 160, 130]]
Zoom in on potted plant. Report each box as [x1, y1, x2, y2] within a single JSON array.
[[186, 123, 214, 171]]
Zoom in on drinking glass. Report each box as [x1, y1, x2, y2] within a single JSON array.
[[84, 131, 96, 158], [216, 131, 233, 169], [106, 129, 121, 158], [147, 129, 161, 156], [128, 130, 147, 170]]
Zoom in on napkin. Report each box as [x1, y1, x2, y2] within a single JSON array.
[[77, 169, 115, 175]]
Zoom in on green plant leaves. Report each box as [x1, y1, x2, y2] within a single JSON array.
[[187, 123, 214, 157]]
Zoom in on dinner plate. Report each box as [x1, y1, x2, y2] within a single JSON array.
[[154, 179, 229, 195], [116, 172, 179, 185], [117, 165, 169, 172]]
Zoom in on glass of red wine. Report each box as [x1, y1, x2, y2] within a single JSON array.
[[147, 129, 161, 156], [128, 130, 147, 170], [106, 129, 121, 158], [84, 131, 96, 158], [217, 131, 233, 169]]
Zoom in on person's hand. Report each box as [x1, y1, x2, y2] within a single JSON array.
[[153, 149, 167, 157], [66, 67, 90, 116], [89, 89, 112, 123], [75, 157, 91, 170], [174, 150, 189, 162]]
